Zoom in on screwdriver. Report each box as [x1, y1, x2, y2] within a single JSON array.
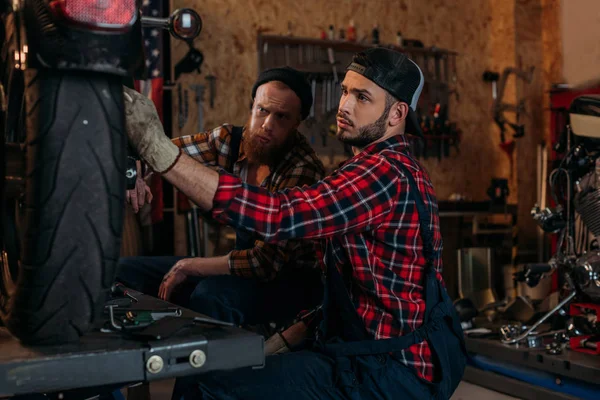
[[110, 282, 138, 303]]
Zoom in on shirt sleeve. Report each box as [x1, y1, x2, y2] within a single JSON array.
[[227, 163, 325, 281], [171, 125, 233, 168], [211, 154, 400, 242]]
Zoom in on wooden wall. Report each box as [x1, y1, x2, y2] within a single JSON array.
[[168, 0, 562, 256]]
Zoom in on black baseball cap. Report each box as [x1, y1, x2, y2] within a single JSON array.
[[346, 48, 425, 138]]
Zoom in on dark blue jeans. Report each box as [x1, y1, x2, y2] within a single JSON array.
[[115, 256, 323, 326], [175, 351, 435, 400]]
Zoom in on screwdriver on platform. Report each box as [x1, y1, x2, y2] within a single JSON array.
[[111, 282, 138, 303]]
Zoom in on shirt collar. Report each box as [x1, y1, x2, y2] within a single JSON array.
[[362, 134, 411, 155]]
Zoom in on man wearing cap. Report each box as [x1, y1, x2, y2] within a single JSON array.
[[118, 67, 325, 329], [125, 48, 466, 399]]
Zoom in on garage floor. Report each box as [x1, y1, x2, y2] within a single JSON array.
[[133, 379, 519, 400]]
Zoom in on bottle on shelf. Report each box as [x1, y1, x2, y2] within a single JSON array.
[[396, 31, 403, 47], [347, 19, 356, 42]]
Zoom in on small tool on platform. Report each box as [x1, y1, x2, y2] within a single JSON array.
[[111, 282, 139, 303]]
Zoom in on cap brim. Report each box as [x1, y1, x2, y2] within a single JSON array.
[[406, 108, 424, 139]]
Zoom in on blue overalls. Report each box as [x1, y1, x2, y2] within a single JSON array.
[[315, 161, 467, 399], [234, 229, 256, 251], [179, 161, 466, 400]]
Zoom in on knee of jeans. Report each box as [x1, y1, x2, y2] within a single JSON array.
[[188, 288, 244, 325], [114, 257, 156, 291], [188, 284, 228, 311], [114, 258, 139, 284]]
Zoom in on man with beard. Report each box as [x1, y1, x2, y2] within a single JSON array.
[[117, 67, 326, 329], [124, 48, 466, 399]]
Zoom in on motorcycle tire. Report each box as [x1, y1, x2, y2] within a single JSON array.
[[0, 70, 126, 345]]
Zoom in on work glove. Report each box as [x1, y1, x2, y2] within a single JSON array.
[[123, 86, 182, 173]]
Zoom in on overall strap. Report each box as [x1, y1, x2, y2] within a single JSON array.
[[392, 161, 439, 323], [229, 125, 256, 251], [318, 158, 442, 357]]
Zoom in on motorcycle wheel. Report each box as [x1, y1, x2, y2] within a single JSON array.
[[0, 69, 126, 345]]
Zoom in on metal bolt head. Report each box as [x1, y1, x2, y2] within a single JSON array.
[[189, 349, 206, 368], [146, 355, 164, 374]]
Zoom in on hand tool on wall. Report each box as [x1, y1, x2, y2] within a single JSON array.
[[205, 75, 216, 109], [482, 71, 499, 103], [177, 83, 189, 130], [326, 78, 332, 114], [310, 78, 317, 119], [483, 66, 534, 143], [443, 54, 449, 84], [305, 76, 317, 145], [483, 66, 534, 175], [191, 84, 205, 134], [422, 115, 431, 160], [421, 53, 430, 82], [443, 120, 451, 157], [327, 47, 339, 82], [451, 54, 458, 84], [434, 52, 442, 88], [285, 43, 291, 65], [321, 76, 327, 116], [432, 103, 443, 161]]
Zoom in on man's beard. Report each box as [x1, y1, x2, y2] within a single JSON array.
[[337, 106, 391, 148], [244, 124, 295, 166]]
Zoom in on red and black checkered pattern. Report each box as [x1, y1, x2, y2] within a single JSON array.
[[211, 134, 444, 381]]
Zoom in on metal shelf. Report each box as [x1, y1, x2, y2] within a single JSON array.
[[257, 34, 458, 56]]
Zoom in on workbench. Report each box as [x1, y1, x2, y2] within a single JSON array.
[[464, 336, 600, 400], [0, 292, 264, 397]]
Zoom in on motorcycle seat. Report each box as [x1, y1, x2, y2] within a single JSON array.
[[570, 95, 600, 139]]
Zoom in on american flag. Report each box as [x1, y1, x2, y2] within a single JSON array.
[[135, 0, 164, 224]]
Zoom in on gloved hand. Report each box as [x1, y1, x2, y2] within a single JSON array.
[[123, 86, 181, 173]]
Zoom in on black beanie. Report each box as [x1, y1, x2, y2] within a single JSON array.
[[251, 67, 313, 120]]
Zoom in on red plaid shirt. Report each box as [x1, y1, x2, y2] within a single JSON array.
[[173, 124, 325, 281], [211, 134, 444, 381]]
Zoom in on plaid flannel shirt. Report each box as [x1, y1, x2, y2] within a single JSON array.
[[211, 134, 444, 381], [172, 124, 325, 281]]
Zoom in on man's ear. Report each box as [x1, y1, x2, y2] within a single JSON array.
[[293, 113, 303, 129], [389, 102, 410, 127]]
